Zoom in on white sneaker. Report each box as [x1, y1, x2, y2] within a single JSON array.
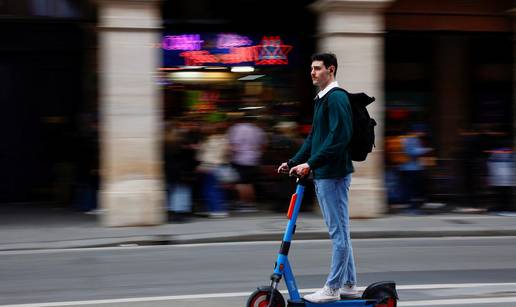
[[304, 286, 339, 303], [208, 212, 229, 218], [340, 284, 361, 298]]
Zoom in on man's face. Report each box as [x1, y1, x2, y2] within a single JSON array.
[[311, 60, 333, 88]]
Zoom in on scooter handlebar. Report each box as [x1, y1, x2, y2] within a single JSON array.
[[282, 173, 309, 186]]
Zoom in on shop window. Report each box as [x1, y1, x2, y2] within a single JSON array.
[[31, 0, 80, 17], [0, 0, 81, 17]]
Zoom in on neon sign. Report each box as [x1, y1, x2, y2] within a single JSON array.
[[162, 34, 203, 51], [216, 34, 253, 49], [256, 36, 292, 65], [168, 35, 292, 66], [180, 46, 258, 66]]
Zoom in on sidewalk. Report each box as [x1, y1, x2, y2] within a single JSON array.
[[1, 205, 516, 251]]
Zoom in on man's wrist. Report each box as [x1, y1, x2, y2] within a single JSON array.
[[307, 158, 316, 170]]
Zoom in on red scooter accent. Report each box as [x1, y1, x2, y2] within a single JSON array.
[[287, 193, 297, 219]]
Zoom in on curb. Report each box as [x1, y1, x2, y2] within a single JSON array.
[[2, 230, 516, 251]]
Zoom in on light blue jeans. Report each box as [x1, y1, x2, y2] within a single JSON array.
[[168, 183, 192, 213], [314, 174, 356, 289]]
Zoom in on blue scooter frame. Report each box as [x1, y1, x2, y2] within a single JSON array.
[[247, 177, 398, 307]]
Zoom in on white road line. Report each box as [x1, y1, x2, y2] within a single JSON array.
[[395, 282, 516, 290], [1, 283, 516, 307], [398, 296, 516, 306], [2, 236, 516, 255]]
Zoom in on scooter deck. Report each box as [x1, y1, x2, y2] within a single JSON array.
[[288, 298, 375, 306]]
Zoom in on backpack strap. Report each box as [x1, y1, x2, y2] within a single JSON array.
[[321, 87, 375, 107]]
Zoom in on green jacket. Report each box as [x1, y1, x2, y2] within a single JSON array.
[[288, 88, 354, 179]]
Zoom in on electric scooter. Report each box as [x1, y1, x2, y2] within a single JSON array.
[[247, 176, 398, 307]]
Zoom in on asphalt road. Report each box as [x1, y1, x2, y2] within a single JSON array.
[[1, 237, 515, 306]]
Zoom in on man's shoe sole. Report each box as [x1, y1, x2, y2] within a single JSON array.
[[304, 297, 339, 303]]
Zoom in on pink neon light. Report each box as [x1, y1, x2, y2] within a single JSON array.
[[220, 47, 257, 64], [162, 34, 203, 51], [180, 50, 218, 66], [216, 34, 252, 49], [180, 47, 258, 66], [177, 36, 292, 66]]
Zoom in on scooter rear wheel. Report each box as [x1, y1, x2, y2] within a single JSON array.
[[246, 288, 285, 307]]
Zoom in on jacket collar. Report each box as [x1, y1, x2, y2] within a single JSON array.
[[315, 81, 339, 100]]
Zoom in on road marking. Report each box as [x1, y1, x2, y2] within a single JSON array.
[[396, 282, 516, 290], [1, 283, 516, 306], [398, 296, 516, 306], [2, 236, 516, 255]]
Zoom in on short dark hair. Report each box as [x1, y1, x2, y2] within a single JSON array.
[[311, 52, 338, 76]]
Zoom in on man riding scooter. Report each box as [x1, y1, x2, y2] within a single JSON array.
[[278, 53, 357, 303]]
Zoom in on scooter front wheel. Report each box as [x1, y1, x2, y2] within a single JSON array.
[[246, 287, 285, 307]]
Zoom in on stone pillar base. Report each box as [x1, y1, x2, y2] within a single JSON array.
[[349, 184, 384, 218], [349, 150, 385, 218], [101, 180, 164, 227]]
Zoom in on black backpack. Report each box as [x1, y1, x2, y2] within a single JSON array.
[[329, 88, 377, 162]]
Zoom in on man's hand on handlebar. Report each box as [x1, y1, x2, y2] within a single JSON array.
[[277, 162, 290, 174], [289, 163, 311, 178]]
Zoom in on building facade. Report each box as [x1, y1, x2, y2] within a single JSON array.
[[1, 0, 513, 225]]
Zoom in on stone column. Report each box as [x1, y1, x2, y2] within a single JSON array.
[[311, 0, 393, 217], [97, 0, 164, 226]]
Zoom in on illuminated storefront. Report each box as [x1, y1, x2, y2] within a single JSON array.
[[159, 32, 311, 124]]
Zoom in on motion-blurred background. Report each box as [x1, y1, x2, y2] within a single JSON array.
[[0, 0, 513, 226]]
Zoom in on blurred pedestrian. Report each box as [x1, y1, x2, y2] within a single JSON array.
[[264, 121, 304, 212], [164, 120, 200, 222], [278, 53, 357, 303], [486, 149, 514, 212], [73, 115, 99, 214], [398, 124, 432, 214], [227, 114, 267, 212], [384, 118, 409, 210], [196, 121, 231, 218]]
